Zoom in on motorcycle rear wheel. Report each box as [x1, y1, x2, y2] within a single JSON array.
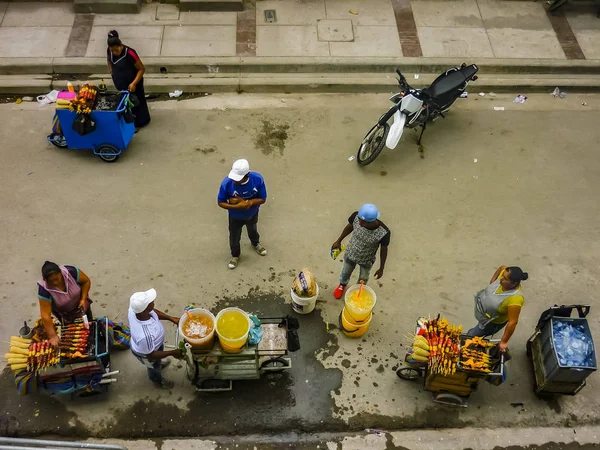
[[356, 123, 389, 166]]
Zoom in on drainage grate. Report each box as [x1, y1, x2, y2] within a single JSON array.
[[264, 9, 277, 23]]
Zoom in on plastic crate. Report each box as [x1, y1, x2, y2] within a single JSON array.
[[531, 335, 585, 395], [539, 317, 596, 384]]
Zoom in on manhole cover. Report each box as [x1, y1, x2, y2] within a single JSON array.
[[264, 9, 277, 23]]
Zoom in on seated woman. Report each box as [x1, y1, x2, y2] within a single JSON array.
[[37, 261, 93, 346]]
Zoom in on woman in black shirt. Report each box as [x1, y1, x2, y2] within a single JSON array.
[[106, 30, 150, 129]]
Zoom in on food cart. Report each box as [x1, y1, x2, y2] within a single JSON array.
[[6, 317, 118, 397], [396, 316, 504, 407], [178, 316, 293, 392], [47, 87, 135, 163], [526, 304, 596, 396]]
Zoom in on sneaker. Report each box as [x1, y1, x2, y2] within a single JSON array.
[[228, 257, 239, 270], [334, 284, 347, 299], [161, 359, 171, 369], [253, 244, 267, 256], [155, 378, 175, 389]]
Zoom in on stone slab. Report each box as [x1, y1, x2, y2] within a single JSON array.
[[317, 19, 354, 42], [0, 27, 71, 57], [1, 2, 75, 27], [477, 0, 553, 31], [256, 0, 326, 26], [486, 28, 566, 59], [156, 3, 180, 21], [179, 0, 242, 12], [74, 0, 141, 14], [329, 26, 402, 57], [86, 26, 163, 57], [161, 25, 237, 56], [566, 11, 600, 31], [411, 0, 483, 28], [93, 4, 236, 25], [257, 25, 330, 57], [325, 0, 397, 26], [569, 29, 600, 60], [418, 26, 494, 58]]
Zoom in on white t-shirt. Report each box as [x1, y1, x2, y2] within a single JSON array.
[[128, 308, 165, 355]]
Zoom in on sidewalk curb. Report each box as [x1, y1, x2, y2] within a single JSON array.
[[2, 56, 600, 76], [2, 57, 600, 94]]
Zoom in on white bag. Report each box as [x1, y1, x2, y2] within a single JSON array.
[[36, 90, 60, 105]]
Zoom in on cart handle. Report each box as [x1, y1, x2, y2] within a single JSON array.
[[116, 91, 131, 113], [96, 316, 110, 359]]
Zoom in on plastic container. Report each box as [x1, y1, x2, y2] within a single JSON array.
[[58, 91, 77, 101], [215, 307, 251, 354], [178, 308, 216, 350], [539, 317, 597, 384], [340, 307, 372, 338], [344, 284, 377, 322], [290, 284, 319, 314]]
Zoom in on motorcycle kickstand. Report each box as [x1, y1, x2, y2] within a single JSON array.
[[417, 122, 427, 146]]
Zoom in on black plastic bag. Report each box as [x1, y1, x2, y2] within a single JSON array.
[[281, 316, 300, 352], [122, 108, 135, 124], [288, 330, 301, 352], [72, 114, 96, 136]]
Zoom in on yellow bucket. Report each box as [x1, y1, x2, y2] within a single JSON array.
[[340, 307, 372, 338], [215, 307, 251, 354], [344, 284, 377, 322]]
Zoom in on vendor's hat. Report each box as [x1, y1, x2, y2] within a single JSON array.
[[358, 203, 380, 222], [228, 159, 250, 181], [130, 288, 157, 313]]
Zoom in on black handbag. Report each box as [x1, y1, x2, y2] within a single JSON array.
[[72, 114, 96, 136]]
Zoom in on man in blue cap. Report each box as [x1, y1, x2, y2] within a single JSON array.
[[331, 204, 391, 299]]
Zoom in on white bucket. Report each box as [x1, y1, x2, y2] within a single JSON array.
[[290, 284, 319, 314]]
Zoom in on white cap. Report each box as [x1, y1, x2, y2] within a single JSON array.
[[129, 288, 157, 314], [228, 159, 250, 182]]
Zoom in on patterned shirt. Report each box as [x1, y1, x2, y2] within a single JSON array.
[[344, 212, 390, 265]]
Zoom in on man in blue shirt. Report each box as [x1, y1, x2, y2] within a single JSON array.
[[217, 159, 267, 269]]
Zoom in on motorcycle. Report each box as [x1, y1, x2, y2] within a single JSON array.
[[356, 63, 479, 166]]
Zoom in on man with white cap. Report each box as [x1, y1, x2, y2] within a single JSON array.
[[217, 159, 267, 269], [330, 204, 391, 299], [128, 288, 182, 389]]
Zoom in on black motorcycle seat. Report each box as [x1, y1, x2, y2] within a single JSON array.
[[425, 65, 478, 98]]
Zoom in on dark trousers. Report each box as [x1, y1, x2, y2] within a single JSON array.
[[229, 214, 259, 257]]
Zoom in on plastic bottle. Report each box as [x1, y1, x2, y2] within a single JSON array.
[[67, 81, 75, 93]]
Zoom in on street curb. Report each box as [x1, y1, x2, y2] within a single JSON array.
[[2, 57, 600, 94], [1, 56, 600, 76]]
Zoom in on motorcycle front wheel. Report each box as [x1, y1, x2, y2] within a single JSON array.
[[356, 122, 389, 166]]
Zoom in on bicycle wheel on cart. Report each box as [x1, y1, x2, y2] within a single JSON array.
[[96, 144, 121, 163], [396, 367, 424, 380]]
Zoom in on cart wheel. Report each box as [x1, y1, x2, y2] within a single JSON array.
[[260, 357, 288, 374], [96, 144, 120, 163], [47, 133, 67, 148], [396, 367, 423, 381], [433, 393, 467, 407]]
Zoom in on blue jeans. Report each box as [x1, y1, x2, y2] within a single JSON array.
[[467, 321, 507, 338], [132, 345, 163, 383], [339, 255, 373, 286]]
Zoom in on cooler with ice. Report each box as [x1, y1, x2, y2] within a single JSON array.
[[526, 305, 596, 395]]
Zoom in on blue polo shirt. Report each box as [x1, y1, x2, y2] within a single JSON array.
[[218, 171, 267, 220]]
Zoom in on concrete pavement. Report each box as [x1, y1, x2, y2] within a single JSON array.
[[1, 93, 600, 439], [0, 0, 599, 60]]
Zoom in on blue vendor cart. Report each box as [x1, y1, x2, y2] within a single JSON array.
[[46, 91, 135, 163]]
